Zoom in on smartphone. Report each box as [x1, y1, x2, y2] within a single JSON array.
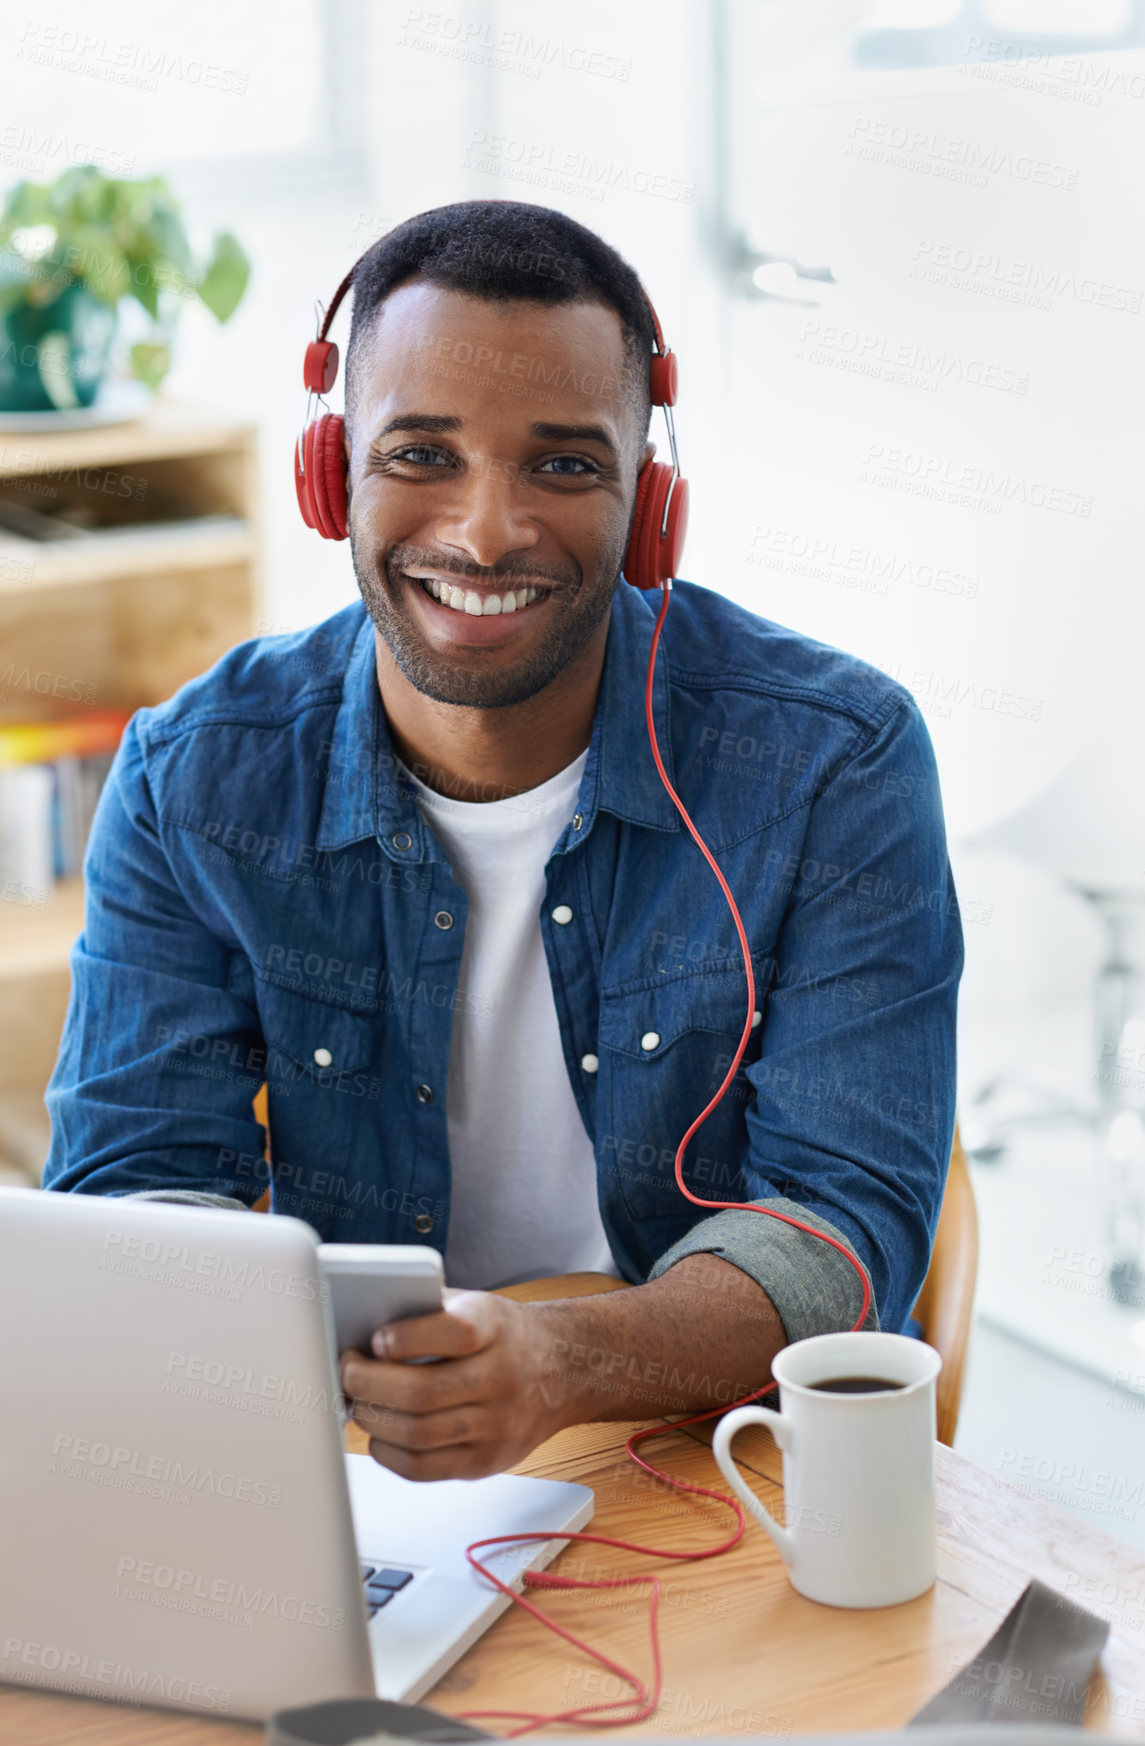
[[317, 1243, 445, 1358]]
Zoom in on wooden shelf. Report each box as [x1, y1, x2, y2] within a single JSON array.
[[0, 396, 257, 476], [0, 398, 262, 1135], [0, 878, 84, 980], [0, 516, 254, 595]]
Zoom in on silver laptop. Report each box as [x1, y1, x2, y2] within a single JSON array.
[[0, 1186, 592, 1723]]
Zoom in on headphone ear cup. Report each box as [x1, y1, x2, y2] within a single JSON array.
[[661, 474, 689, 582], [624, 459, 686, 589], [308, 414, 349, 541], [294, 421, 319, 531], [622, 458, 656, 588]]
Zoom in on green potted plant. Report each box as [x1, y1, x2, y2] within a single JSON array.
[[0, 163, 250, 414]]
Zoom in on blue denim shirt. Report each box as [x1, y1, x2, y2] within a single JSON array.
[[42, 578, 963, 1341]]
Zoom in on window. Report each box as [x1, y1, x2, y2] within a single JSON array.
[[0, 0, 369, 199]]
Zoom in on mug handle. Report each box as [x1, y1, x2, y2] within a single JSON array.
[[711, 1405, 795, 1566]]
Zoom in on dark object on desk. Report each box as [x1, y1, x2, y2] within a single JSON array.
[[266, 1696, 493, 1745], [907, 1577, 1110, 1726]]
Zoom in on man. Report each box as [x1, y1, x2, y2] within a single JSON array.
[[43, 201, 964, 1480]]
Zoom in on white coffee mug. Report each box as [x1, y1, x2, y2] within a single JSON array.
[[712, 1330, 941, 1608]]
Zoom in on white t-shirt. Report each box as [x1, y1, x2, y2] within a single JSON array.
[[397, 750, 620, 1290]]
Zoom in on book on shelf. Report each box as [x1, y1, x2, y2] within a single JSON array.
[[0, 710, 129, 905]]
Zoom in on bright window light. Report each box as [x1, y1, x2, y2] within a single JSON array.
[[861, 1, 961, 23], [983, 0, 1132, 31], [2, 0, 322, 167]]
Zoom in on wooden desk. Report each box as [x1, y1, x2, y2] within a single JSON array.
[[3, 1275, 1144, 1742]]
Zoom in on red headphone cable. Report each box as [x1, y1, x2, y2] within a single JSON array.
[[455, 580, 873, 1735]]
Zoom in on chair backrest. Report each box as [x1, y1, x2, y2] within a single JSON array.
[[251, 1084, 271, 1212], [912, 1123, 978, 1447]]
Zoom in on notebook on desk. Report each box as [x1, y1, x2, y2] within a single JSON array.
[[0, 1186, 593, 1723]]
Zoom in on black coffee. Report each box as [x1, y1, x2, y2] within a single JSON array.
[[809, 1375, 905, 1394]]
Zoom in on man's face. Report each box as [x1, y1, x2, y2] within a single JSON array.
[[345, 281, 647, 709]]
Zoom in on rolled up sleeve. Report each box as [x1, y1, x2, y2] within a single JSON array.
[[648, 695, 963, 1339]]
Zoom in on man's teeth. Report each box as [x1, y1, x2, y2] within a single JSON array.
[[420, 577, 539, 616]]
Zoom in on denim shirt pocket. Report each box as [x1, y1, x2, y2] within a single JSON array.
[[597, 963, 765, 1223], [255, 976, 378, 1097]]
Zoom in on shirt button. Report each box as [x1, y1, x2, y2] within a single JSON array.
[[572, 812, 583, 830], [434, 910, 454, 930], [392, 832, 412, 851], [640, 1032, 661, 1052], [313, 1047, 333, 1068], [414, 1213, 434, 1234], [415, 1083, 434, 1104], [752, 1010, 762, 1028], [552, 904, 573, 925], [581, 1053, 599, 1074]]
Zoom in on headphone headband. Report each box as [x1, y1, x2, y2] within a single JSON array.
[[294, 238, 688, 586], [303, 255, 676, 404]]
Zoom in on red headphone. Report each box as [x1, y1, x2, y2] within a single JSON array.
[[293, 262, 689, 590]]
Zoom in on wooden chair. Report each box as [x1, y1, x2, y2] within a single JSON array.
[[251, 1083, 271, 1213], [509, 1125, 979, 1449], [251, 1081, 977, 1442], [910, 1122, 978, 1446]]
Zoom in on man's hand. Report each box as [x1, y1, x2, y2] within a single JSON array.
[[339, 1287, 565, 1481], [340, 1253, 788, 1482]]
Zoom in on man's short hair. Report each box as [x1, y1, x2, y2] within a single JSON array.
[[343, 200, 657, 449]]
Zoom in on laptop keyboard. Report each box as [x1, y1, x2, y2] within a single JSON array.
[[360, 1559, 414, 1616]]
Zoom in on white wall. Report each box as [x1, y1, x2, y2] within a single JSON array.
[[9, 0, 1141, 1109]]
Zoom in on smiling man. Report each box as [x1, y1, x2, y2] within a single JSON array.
[[43, 202, 964, 1480]]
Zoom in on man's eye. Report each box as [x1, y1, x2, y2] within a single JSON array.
[[393, 445, 452, 467], [537, 456, 599, 476]]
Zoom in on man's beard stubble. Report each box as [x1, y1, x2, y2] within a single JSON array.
[[349, 538, 623, 710]]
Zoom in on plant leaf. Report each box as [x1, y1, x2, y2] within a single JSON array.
[[66, 225, 130, 306], [124, 249, 160, 319], [195, 232, 250, 323], [129, 340, 170, 390], [0, 180, 54, 242]]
